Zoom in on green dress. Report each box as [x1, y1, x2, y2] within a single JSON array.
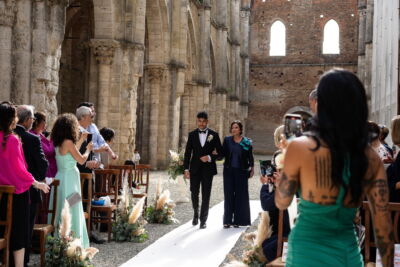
[[50, 147, 90, 248], [286, 162, 363, 267]]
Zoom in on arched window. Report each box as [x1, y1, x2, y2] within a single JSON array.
[[323, 20, 340, 54], [269, 20, 286, 56]]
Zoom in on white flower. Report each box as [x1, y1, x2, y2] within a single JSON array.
[[207, 134, 213, 142], [169, 150, 180, 162]]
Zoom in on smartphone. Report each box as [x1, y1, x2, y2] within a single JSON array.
[[259, 160, 276, 177], [284, 113, 303, 141], [87, 133, 93, 143]]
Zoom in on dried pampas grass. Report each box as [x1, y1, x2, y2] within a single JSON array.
[[59, 200, 71, 239], [255, 211, 273, 247], [66, 238, 81, 257], [118, 171, 130, 214], [156, 189, 171, 210], [128, 196, 146, 224], [155, 177, 162, 200], [82, 247, 99, 261]]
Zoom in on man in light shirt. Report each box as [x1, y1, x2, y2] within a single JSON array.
[[77, 102, 118, 161]]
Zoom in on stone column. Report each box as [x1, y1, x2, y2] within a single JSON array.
[[181, 90, 190, 146], [145, 64, 166, 169], [239, 0, 250, 119], [0, 1, 15, 101], [12, 0, 32, 104], [90, 39, 119, 128]]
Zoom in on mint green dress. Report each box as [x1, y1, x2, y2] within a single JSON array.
[[286, 163, 363, 267], [49, 148, 90, 248]]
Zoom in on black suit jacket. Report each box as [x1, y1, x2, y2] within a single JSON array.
[[77, 139, 95, 174], [184, 128, 222, 176], [14, 125, 49, 203]]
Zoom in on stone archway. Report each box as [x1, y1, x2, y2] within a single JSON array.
[[58, 0, 94, 114], [285, 106, 313, 118]]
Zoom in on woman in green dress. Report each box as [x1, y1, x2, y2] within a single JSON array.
[[50, 113, 92, 248], [275, 69, 394, 267]]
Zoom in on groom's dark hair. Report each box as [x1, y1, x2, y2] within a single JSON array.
[[197, 111, 208, 120]]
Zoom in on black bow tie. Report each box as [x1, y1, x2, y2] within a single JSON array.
[[199, 130, 207, 134]]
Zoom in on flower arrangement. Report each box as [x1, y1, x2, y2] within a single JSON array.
[[112, 174, 148, 242], [145, 178, 179, 224], [224, 212, 272, 267], [167, 149, 185, 181], [46, 200, 99, 267]]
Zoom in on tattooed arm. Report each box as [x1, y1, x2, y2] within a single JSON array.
[[365, 157, 394, 267], [275, 140, 300, 210]]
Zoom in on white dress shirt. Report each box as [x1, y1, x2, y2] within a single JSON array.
[[199, 129, 208, 147]]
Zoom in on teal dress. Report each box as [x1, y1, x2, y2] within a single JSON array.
[[286, 163, 363, 267], [50, 148, 90, 248]]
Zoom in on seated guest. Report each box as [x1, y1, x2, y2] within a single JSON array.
[[387, 115, 400, 202], [50, 113, 92, 248], [260, 158, 290, 262], [379, 124, 394, 158], [99, 127, 116, 168], [368, 121, 393, 163], [30, 111, 57, 223], [14, 105, 49, 266], [0, 102, 49, 267]]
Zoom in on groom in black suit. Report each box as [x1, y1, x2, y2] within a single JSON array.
[[184, 111, 222, 229]]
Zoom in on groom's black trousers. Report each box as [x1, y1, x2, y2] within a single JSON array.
[[190, 168, 213, 223]]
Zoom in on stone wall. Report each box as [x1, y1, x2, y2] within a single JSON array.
[[248, 0, 359, 154], [358, 0, 399, 141], [0, 0, 250, 170]]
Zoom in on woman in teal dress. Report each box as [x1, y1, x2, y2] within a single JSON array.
[[50, 113, 93, 248], [275, 69, 394, 267]]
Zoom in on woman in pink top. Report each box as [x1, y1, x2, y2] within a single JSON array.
[[30, 111, 57, 223], [0, 102, 49, 267]]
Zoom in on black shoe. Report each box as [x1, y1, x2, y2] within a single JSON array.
[[90, 233, 106, 244], [192, 216, 199, 226], [223, 224, 231, 229], [200, 222, 207, 229]]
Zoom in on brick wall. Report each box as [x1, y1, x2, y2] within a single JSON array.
[[248, 0, 359, 154]]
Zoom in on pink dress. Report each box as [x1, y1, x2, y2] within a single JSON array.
[[29, 130, 57, 177], [0, 132, 34, 194]]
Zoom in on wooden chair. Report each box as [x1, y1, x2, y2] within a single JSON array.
[[108, 165, 134, 194], [133, 164, 150, 207], [0, 186, 15, 267], [91, 169, 120, 241], [362, 201, 400, 266], [33, 179, 60, 267], [265, 210, 287, 267], [80, 173, 93, 235]]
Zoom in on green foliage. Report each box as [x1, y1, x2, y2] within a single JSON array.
[[144, 205, 177, 225], [112, 209, 148, 243], [45, 236, 94, 267], [167, 150, 185, 181]]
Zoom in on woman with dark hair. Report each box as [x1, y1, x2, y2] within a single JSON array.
[[0, 102, 49, 267], [30, 111, 58, 223], [50, 113, 92, 248], [221, 120, 254, 228], [99, 127, 116, 168], [275, 69, 393, 266], [368, 121, 393, 163]]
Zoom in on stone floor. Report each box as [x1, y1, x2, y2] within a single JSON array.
[[29, 155, 271, 267]]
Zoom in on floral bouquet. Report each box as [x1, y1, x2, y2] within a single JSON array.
[[224, 212, 272, 267], [167, 149, 185, 181], [46, 201, 98, 267], [145, 178, 179, 224], [113, 174, 148, 242]]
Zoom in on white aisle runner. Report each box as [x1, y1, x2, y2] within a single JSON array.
[[121, 200, 261, 267]]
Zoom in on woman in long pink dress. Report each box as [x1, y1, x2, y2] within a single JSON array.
[[0, 102, 49, 267]]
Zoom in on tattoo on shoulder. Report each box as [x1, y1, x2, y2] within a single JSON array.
[[315, 155, 332, 188], [278, 173, 298, 198]]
